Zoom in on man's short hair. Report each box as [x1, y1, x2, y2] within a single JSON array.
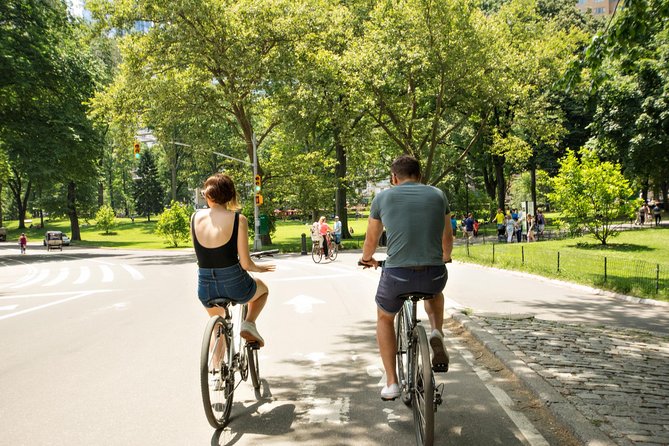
[[391, 155, 421, 180]]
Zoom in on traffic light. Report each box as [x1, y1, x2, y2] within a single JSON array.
[[255, 194, 263, 206], [254, 174, 262, 193], [133, 142, 141, 159]]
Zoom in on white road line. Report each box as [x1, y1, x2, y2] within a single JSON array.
[[99, 265, 114, 282], [448, 330, 550, 446], [0, 305, 19, 311], [10, 268, 50, 289], [42, 268, 69, 287], [0, 290, 112, 321], [0, 290, 110, 300], [73, 266, 90, 284], [272, 273, 356, 282], [121, 264, 144, 280]]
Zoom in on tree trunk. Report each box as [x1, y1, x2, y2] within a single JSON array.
[[67, 181, 81, 241], [334, 127, 351, 240], [530, 162, 537, 217], [8, 169, 31, 229], [98, 182, 104, 207], [494, 155, 506, 210]]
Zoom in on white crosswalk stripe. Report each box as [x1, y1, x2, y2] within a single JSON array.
[[6, 264, 143, 289], [42, 268, 69, 287], [73, 266, 90, 284]]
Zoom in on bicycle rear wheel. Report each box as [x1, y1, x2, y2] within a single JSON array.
[[395, 305, 412, 407], [200, 316, 234, 429], [241, 305, 261, 390], [412, 326, 435, 446]]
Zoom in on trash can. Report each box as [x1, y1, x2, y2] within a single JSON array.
[[258, 214, 270, 236]]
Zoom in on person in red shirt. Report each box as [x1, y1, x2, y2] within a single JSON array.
[[19, 233, 27, 254]]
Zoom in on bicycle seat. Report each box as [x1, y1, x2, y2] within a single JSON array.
[[206, 298, 236, 308], [397, 292, 435, 302]]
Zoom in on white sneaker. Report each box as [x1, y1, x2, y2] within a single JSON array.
[[240, 321, 265, 347], [381, 383, 401, 401], [429, 329, 449, 372]]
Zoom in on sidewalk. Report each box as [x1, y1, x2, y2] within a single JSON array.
[[446, 263, 669, 446]]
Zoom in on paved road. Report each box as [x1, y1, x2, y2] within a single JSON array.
[[0, 246, 568, 446]]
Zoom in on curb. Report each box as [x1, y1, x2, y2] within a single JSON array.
[[448, 309, 616, 446]]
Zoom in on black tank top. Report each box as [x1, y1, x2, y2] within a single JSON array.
[[192, 212, 240, 268]]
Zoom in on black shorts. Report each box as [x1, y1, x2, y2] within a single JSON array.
[[375, 265, 447, 314]]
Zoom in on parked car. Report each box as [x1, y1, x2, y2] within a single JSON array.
[[43, 231, 70, 247]]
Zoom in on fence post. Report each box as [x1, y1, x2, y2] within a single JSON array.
[[521, 246, 525, 265], [557, 251, 560, 273], [492, 243, 495, 264], [466, 237, 470, 257], [604, 257, 607, 282], [657, 264, 660, 294]]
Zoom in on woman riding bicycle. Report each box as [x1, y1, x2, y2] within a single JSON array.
[[191, 173, 275, 347]]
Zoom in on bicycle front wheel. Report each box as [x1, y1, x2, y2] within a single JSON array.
[[412, 326, 435, 446], [395, 305, 411, 407], [200, 316, 234, 429], [311, 243, 323, 263], [247, 344, 261, 390]]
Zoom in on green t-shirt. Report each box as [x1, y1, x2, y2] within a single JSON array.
[[370, 182, 450, 268]]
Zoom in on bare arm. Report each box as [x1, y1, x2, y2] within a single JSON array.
[[443, 213, 453, 262], [238, 214, 275, 273], [360, 216, 384, 267]]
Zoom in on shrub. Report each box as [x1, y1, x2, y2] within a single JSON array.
[[95, 205, 116, 234], [156, 201, 192, 247]]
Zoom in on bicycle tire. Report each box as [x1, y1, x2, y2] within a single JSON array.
[[311, 243, 323, 263], [412, 326, 435, 446], [395, 305, 412, 407], [200, 316, 234, 429], [328, 244, 338, 261], [240, 305, 261, 390], [247, 344, 261, 390]]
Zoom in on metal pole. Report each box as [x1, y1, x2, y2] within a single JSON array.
[[604, 257, 607, 282], [522, 246, 524, 265], [557, 251, 560, 273], [252, 133, 261, 250]]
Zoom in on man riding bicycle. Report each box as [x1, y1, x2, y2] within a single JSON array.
[[359, 155, 453, 400]]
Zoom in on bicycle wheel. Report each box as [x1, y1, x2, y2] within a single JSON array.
[[240, 305, 261, 390], [311, 243, 323, 263], [412, 326, 435, 446], [395, 305, 412, 407], [200, 316, 234, 429], [328, 243, 338, 261]]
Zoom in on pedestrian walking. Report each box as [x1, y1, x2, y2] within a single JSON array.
[[653, 204, 662, 226], [19, 233, 27, 254]]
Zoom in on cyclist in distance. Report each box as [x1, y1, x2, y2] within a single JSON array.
[[359, 155, 453, 400], [192, 173, 275, 347]]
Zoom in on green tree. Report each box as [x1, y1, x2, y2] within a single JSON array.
[[549, 149, 639, 245], [95, 204, 116, 234], [133, 150, 164, 222], [156, 201, 192, 247]]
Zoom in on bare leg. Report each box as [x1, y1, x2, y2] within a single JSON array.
[[245, 278, 269, 323], [423, 292, 444, 335], [377, 308, 398, 386]]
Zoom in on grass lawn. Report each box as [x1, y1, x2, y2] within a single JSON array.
[[453, 226, 669, 301], [0, 215, 372, 251]]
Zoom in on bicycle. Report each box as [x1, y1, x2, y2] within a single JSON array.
[[360, 260, 444, 446], [200, 249, 278, 429], [311, 232, 337, 263]]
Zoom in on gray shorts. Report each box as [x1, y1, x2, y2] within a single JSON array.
[[375, 265, 447, 314]]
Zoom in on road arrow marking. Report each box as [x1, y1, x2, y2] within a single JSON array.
[[284, 294, 325, 314]]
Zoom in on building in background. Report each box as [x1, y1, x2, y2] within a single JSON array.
[[575, 0, 621, 17]]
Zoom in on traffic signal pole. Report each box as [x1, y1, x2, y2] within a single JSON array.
[[252, 134, 261, 250]]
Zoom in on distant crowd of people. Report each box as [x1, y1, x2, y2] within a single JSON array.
[[451, 208, 547, 243], [635, 202, 663, 226]]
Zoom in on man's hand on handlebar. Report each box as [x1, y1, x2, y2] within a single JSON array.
[[358, 257, 380, 269]]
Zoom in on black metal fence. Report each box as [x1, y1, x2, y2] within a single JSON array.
[[457, 241, 669, 300]]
